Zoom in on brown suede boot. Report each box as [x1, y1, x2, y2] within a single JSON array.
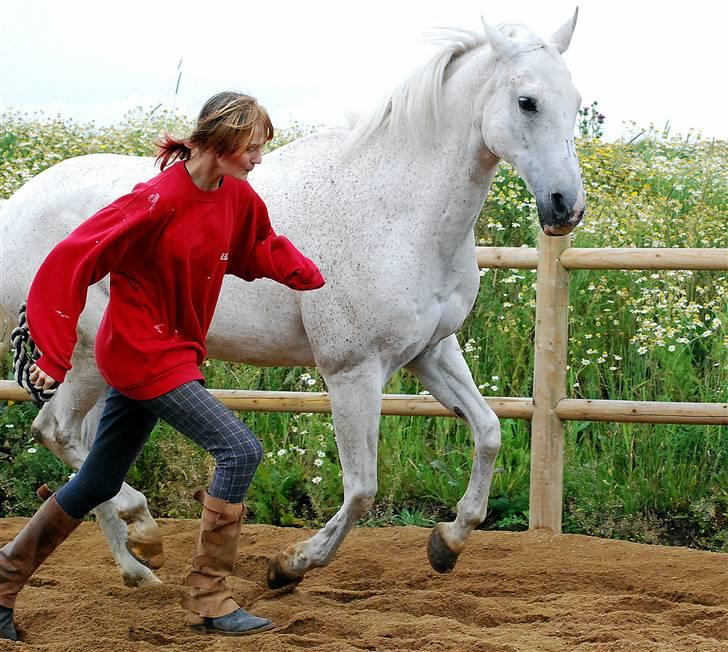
[[0, 490, 82, 640], [182, 490, 272, 635]]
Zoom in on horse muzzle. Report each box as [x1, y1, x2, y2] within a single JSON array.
[[542, 223, 575, 236], [538, 191, 585, 236]]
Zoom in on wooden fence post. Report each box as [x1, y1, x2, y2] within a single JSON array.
[[529, 231, 571, 532]]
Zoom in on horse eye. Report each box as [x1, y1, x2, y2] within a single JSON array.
[[518, 96, 538, 112]]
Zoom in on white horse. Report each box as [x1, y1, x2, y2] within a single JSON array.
[[0, 13, 584, 588]]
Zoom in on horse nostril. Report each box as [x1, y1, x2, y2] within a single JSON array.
[[550, 192, 568, 217]]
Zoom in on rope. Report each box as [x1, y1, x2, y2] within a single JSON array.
[[11, 303, 59, 406]]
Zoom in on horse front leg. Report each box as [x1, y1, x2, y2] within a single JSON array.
[[267, 362, 382, 588], [406, 333, 501, 573]]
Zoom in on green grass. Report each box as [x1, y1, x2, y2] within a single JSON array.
[[0, 109, 725, 550]]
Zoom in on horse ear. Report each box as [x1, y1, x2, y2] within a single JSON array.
[[551, 7, 579, 54], [481, 16, 511, 56]]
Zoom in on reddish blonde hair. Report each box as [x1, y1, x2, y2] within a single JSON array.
[[156, 91, 274, 170]]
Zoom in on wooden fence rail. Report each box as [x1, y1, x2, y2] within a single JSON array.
[[2, 381, 724, 425], [2, 240, 726, 532], [477, 246, 728, 270]]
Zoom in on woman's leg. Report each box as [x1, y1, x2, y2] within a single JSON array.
[[140, 380, 271, 635], [56, 387, 159, 518], [0, 494, 81, 641], [0, 387, 158, 641], [139, 381, 263, 503]]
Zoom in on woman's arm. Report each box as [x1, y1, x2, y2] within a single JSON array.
[[25, 203, 133, 383], [228, 192, 325, 290]]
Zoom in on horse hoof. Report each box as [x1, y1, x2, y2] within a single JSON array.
[[427, 526, 459, 573], [127, 525, 165, 570], [122, 567, 162, 588], [266, 555, 303, 589]]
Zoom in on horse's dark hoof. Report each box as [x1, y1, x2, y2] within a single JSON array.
[[427, 526, 459, 573], [126, 533, 165, 570], [266, 555, 303, 589]]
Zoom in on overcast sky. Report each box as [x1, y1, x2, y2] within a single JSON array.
[[1, 0, 726, 141]]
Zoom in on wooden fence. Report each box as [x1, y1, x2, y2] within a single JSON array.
[[1, 233, 726, 532]]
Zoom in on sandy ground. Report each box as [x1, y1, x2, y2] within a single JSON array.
[[0, 517, 726, 651]]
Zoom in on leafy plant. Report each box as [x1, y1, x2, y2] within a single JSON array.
[[578, 100, 605, 139]]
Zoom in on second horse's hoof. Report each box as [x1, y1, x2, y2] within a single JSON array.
[[427, 525, 460, 573]]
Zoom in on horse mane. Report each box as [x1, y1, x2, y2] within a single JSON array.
[[345, 22, 543, 151]]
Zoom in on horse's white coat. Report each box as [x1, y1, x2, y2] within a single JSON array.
[[0, 14, 583, 585]]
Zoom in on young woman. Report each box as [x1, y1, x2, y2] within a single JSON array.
[[0, 91, 325, 640]]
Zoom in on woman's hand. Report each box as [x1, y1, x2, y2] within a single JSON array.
[[289, 265, 325, 290], [28, 364, 58, 390]]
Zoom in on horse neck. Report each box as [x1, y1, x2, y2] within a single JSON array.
[[387, 46, 500, 265]]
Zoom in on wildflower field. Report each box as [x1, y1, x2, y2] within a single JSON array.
[[1, 109, 726, 550]]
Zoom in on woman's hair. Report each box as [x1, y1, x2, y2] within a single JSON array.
[[156, 91, 274, 170]]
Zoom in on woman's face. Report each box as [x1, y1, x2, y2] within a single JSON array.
[[217, 132, 266, 181]]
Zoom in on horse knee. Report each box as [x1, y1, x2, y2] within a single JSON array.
[[345, 481, 377, 516], [477, 412, 501, 459], [31, 411, 88, 469], [30, 409, 58, 444], [478, 432, 501, 460]]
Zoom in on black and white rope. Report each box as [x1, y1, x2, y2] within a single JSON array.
[[11, 303, 59, 406]]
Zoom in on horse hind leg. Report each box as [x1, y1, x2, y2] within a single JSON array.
[[267, 361, 383, 588], [406, 334, 501, 573], [80, 401, 165, 580], [31, 352, 162, 587]]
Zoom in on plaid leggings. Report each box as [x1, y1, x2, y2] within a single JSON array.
[[56, 380, 263, 519]]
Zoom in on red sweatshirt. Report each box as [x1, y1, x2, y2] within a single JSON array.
[[26, 160, 324, 400]]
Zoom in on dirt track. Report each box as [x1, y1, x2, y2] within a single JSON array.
[[0, 517, 726, 651]]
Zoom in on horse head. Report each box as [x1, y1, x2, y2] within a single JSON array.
[[479, 10, 585, 236]]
